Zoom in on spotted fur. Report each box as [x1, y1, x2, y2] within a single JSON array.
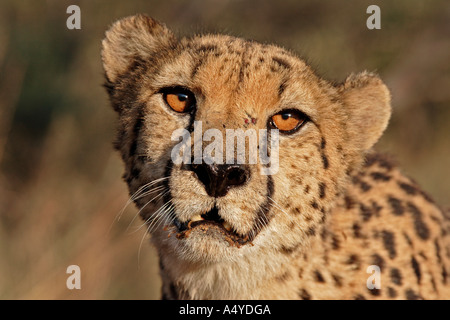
[[102, 15, 450, 299]]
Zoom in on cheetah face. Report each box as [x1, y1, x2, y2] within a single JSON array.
[[102, 15, 391, 262]]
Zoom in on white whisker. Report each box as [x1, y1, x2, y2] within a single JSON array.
[[108, 176, 170, 234], [137, 200, 174, 268], [126, 186, 168, 232]]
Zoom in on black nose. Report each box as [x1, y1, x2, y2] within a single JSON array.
[[191, 163, 250, 197]]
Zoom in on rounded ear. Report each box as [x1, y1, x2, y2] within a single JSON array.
[[101, 14, 176, 83], [339, 72, 391, 152]]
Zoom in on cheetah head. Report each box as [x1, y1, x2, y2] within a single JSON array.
[[102, 15, 391, 263]]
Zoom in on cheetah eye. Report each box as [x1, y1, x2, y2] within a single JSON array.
[[162, 87, 196, 113], [269, 109, 307, 133]]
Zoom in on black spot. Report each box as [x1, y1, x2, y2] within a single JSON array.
[[314, 270, 325, 283], [390, 268, 402, 285], [387, 196, 404, 216], [319, 182, 326, 199], [387, 287, 397, 298], [419, 251, 428, 261], [304, 185, 310, 194], [381, 230, 396, 259], [346, 254, 361, 270], [331, 234, 340, 250], [320, 208, 326, 222], [276, 271, 291, 282], [281, 243, 300, 255], [364, 153, 394, 170], [371, 254, 385, 270], [430, 275, 438, 293], [435, 238, 442, 264], [411, 256, 421, 284], [368, 287, 381, 296], [197, 44, 219, 53], [344, 196, 356, 209], [370, 172, 391, 181], [419, 189, 435, 204], [353, 294, 366, 300], [371, 201, 383, 217], [311, 201, 319, 209], [298, 288, 311, 300], [398, 182, 418, 195], [359, 203, 372, 222], [407, 202, 430, 240], [442, 265, 448, 284], [352, 223, 363, 238], [352, 176, 372, 192], [403, 232, 413, 247], [321, 153, 329, 169], [320, 229, 328, 240], [359, 181, 371, 192], [320, 137, 326, 149], [405, 289, 422, 300], [332, 274, 343, 287], [307, 226, 316, 236], [190, 59, 205, 79], [238, 60, 251, 84], [278, 78, 288, 96], [272, 56, 291, 70]]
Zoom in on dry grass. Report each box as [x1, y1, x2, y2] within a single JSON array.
[[0, 0, 448, 299]]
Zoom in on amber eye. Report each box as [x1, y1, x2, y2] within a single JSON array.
[[270, 109, 307, 133], [162, 87, 196, 113]]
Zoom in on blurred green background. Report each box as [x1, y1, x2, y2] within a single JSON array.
[[0, 0, 448, 299]]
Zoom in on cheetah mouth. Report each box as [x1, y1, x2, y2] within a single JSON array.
[[173, 206, 251, 247]]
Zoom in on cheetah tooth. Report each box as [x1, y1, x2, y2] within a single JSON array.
[[222, 221, 232, 231], [191, 215, 203, 222]]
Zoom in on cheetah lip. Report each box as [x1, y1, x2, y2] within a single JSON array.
[[174, 206, 250, 246]]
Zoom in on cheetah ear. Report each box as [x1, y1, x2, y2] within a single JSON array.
[[339, 72, 391, 152], [101, 14, 176, 83]]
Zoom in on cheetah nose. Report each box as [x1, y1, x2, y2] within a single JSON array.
[[190, 163, 250, 198]]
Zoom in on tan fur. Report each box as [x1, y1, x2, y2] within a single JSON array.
[[102, 15, 450, 299]]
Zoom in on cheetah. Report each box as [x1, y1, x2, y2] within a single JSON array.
[[101, 14, 450, 300]]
